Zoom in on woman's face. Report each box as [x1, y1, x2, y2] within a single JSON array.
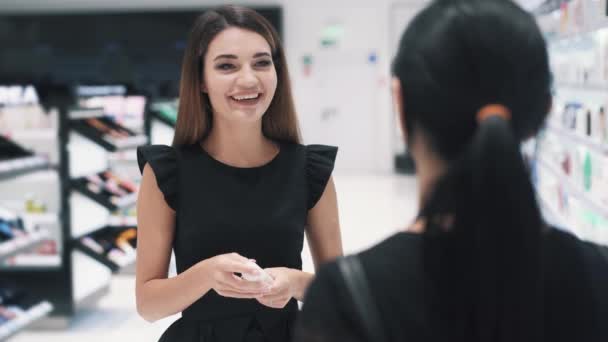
[[202, 27, 277, 125]]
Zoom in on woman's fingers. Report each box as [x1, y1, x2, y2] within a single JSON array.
[[216, 289, 260, 299], [218, 273, 269, 294]]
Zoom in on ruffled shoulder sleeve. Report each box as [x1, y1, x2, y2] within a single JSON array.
[[137, 144, 179, 211], [306, 145, 338, 210]]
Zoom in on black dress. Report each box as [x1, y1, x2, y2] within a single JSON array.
[[296, 228, 608, 342], [137, 141, 337, 342]]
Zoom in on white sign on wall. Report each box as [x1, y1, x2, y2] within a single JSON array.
[[0, 85, 39, 107]]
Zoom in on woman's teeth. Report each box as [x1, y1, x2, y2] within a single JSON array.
[[232, 94, 260, 101]]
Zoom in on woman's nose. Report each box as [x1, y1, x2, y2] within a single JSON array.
[[235, 67, 258, 88]]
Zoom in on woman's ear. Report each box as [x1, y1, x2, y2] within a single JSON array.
[[201, 82, 208, 93], [391, 76, 407, 139]]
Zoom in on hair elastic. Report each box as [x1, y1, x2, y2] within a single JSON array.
[[476, 104, 511, 123]]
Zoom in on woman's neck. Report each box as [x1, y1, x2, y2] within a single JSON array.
[[407, 142, 448, 233], [202, 119, 278, 167]]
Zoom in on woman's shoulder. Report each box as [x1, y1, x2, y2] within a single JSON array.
[[310, 231, 423, 298]]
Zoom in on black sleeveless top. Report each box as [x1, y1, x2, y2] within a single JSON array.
[[137, 141, 337, 342]]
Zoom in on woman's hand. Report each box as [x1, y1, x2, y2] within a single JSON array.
[[201, 253, 271, 299], [256, 267, 312, 308]]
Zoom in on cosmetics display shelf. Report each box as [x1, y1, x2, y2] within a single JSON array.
[[0, 86, 147, 325], [72, 226, 137, 273], [0, 230, 50, 263], [0, 136, 50, 182], [70, 178, 137, 212], [73, 283, 110, 313], [144, 100, 178, 141], [556, 82, 608, 92], [150, 109, 176, 128], [536, 157, 608, 220], [538, 193, 566, 229], [68, 107, 148, 152], [0, 300, 53, 341], [545, 123, 608, 155]]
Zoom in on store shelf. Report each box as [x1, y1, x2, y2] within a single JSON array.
[[537, 192, 571, 234], [1, 129, 57, 141], [68, 108, 106, 120], [544, 123, 608, 155], [70, 121, 148, 152], [151, 110, 176, 128], [72, 226, 137, 273], [118, 260, 136, 275], [0, 300, 53, 341], [108, 215, 137, 227], [0, 156, 49, 182], [74, 282, 110, 311], [555, 82, 608, 92], [536, 158, 608, 220], [107, 151, 138, 163], [0, 230, 49, 263], [70, 178, 137, 211]]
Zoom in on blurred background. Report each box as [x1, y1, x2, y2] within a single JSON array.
[[0, 0, 606, 340]]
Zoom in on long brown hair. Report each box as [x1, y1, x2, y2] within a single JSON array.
[[172, 5, 301, 147]]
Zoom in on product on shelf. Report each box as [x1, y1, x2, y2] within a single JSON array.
[[78, 95, 146, 129], [0, 136, 34, 161], [0, 136, 47, 175], [74, 170, 138, 208], [0, 207, 53, 261], [151, 101, 179, 125], [535, 121, 608, 245], [0, 217, 26, 243], [79, 226, 137, 269], [72, 116, 147, 149], [0, 285, 53, 340]]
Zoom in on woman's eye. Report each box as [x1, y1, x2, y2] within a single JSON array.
[[255, 60, 272, 67], [217, 63, 234, 70]]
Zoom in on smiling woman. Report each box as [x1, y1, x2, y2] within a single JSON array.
[[135, 5, 344, 342], [173, 7, 299, 147]]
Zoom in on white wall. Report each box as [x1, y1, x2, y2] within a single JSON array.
[[0, 0, 429, 173]]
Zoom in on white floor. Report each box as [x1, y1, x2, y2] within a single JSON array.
[[12, 173, 419, 342]]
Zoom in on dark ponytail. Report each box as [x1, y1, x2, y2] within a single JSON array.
[[470, 116, 543, 342], [421, 115, 543, 341], [391, 1, 551, 338]]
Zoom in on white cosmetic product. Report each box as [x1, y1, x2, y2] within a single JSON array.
[[241, 260, 273, 285]]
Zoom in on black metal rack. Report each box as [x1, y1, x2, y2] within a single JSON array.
[[72, 225, 137, 273], [0, 88, 145, 327], [144, 100, 177, 140], [70, 178, 137, 212], [0, 230, 50, 263], [70, 110, 148, 153], [0, 126, 56, 335], [0, 156, 50, 182]]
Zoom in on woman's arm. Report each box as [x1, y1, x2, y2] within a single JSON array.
[[306, 176, 343, 268], [135, 164, 212, 322], [294, 176, 343, 299]]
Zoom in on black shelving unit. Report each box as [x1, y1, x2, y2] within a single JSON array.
[[0, 230, 50, 263], [70, 110, 148, 152], [72, 225, 136, 273], [0, 300, 54, 340], [0, 156, 50, 182], [0, 88, 145, 327], [0, 116, 56, 335], [150, 110, 176, 129], [70, 178, 137, 212], [144, 100, 177, 140]]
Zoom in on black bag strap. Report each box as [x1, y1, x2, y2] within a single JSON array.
[[337, 255, 387, 342]]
